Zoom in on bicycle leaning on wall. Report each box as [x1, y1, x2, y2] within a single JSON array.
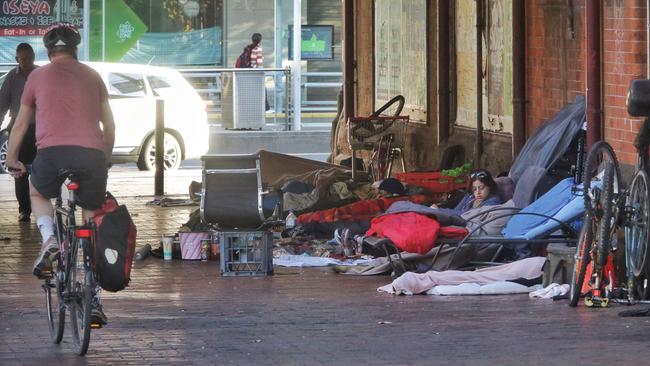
[[569, 79, 650, 308]]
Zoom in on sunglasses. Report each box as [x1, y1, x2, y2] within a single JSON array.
[[470, 171, 488, 179]]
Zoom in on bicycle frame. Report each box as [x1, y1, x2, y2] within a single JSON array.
[[51, 176, 98, 355]]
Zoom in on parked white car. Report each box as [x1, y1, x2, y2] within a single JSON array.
[[0, 62, 209, 172]]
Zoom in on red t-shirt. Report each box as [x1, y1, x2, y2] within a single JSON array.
[[21, 57, 108, 151]]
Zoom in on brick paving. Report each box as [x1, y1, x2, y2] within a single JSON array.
[[1, 168, 650, 365]]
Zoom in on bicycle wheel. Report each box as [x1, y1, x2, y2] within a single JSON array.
[[69, 237, 93, 356], [44, 271, 65, 343], [45, 212, 67, 343], [625, 169, 650, 300], [569, 217, 593, 307], [594, 161, 616, 294], [582, 141, 621, 215]]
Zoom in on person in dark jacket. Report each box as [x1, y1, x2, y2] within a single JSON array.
[[0, 43, 37, 222]]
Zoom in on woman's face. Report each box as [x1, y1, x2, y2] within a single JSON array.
[[472, 179, 490, 201]]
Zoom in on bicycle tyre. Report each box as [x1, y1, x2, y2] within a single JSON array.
[[594, 161, 616, 289], [569, 218, 593, 307], [582, 141, 621, 215], [45, 275, 65, 343], [625, 169, 650, 300], [69, 237, 93, 356], [45, 212, 67, 343]]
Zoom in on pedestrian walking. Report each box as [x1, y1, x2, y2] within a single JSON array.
[[0, 43, 38, 222]]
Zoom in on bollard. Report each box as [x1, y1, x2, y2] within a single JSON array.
[[155, 99, 164, 196]]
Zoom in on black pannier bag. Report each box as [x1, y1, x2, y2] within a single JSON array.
[[93, 192, 137, 292]]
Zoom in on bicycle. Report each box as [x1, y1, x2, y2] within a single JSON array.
[[348, 95, 409, 181], [569, 115, 650, 307], [43, 168, 102, 355]]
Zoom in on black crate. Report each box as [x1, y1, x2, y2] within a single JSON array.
[[219, 230, 273, 276]]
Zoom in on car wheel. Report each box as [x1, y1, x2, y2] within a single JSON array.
[[137, 133, 182, 171], [0, 131, 8, 174]]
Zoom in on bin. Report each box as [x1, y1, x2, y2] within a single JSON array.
[[221, 71, 265, 129]]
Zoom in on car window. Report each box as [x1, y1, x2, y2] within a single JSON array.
[[108, 73, 146, 97], [147, 75, 173, 97]]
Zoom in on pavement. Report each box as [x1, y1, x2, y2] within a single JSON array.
[[1, 165, 650, 365]]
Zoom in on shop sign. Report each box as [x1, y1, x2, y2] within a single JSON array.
[[0, 0, 82, 36], [90, 0, 147, 61]]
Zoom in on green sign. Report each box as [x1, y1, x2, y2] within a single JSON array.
[[90, 0, 147, 62], [302, 34, 326, 54]]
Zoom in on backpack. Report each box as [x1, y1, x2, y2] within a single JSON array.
[[235, 45, 252, 68], [93, 192, 137, 292]]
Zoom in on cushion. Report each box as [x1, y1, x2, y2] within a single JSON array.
[[494, 176, 515, 203]]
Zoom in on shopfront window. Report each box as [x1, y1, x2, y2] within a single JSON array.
[[104, 0, 224, 66], [374, 0, 427, 122]]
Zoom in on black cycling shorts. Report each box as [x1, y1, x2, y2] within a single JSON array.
[[31, 145, 107, 210]]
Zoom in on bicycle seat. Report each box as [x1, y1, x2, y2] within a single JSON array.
[[57, 168, 88, 182]]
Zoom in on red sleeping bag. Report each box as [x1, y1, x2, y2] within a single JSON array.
[[297, 195, 429, 224], [366, 212, 440, 255]]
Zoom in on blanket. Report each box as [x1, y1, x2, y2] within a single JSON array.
[[377, 257, 546, 295], [297, 195, 428, 224]]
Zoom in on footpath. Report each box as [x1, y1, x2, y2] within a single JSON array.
[[1, 167, 649, 366]]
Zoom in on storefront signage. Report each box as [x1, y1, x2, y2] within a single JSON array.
[[0, 0, 82, 36], [89, 0, 147, 61]]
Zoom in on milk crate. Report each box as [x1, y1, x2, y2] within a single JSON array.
[[219, 230, 274, 276]]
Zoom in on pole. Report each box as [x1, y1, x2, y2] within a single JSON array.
[[274, 0, 283, 120], [647, 0, 649, 78], [82, 0, 90, 61], [292, 0, 302, 131], [343, 0, 354, 121], [475, 0, 484, 168], [512, 0, 526, 157], [102, 0, 106, 62], [586, 0, 602, 148], [155, 99, 164, 196], [437, 0, 450, 142]]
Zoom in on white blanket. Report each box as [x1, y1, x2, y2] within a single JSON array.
[[273, 254, 373, 267], [377, 257, 546, 295]]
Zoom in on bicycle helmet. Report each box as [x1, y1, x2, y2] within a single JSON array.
[[43, 23, 80, 49]]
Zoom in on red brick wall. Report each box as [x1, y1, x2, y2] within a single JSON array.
[[526, 1, 585, 135], [526, 0, 647, 165], [602, 0, 647, 164]]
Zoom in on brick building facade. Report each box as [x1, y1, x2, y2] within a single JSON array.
[[527, 0, 647, 166], [337, 1, 648, 176]]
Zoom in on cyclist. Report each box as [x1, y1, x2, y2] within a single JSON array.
[[5, 23, 116, 324]]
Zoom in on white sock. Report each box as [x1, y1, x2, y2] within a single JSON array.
[[36, 216, 55, 244]]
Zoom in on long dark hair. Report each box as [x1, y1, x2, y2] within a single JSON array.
[[468, 169, 497, 195]]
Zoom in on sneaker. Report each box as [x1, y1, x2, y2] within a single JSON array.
[[91, 300, 108, 326], [32, 236, 59, 279], [18, 212, 31, 222]]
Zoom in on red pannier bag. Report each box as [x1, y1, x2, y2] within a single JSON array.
[[93, 192, 137, 292]]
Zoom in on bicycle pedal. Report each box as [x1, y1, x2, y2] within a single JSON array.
[[90, 322, 103, 329]]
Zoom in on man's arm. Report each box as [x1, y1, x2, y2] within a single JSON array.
[[100, 100, 115, 162], [6, 104, 34, 175]]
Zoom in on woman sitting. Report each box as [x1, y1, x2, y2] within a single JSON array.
[[431, 169, 501, 215]]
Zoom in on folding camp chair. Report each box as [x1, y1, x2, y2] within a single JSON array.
[[365, 176, 583, 277]]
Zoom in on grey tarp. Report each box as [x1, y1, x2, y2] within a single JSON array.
[[508, 95, 586, 184]]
